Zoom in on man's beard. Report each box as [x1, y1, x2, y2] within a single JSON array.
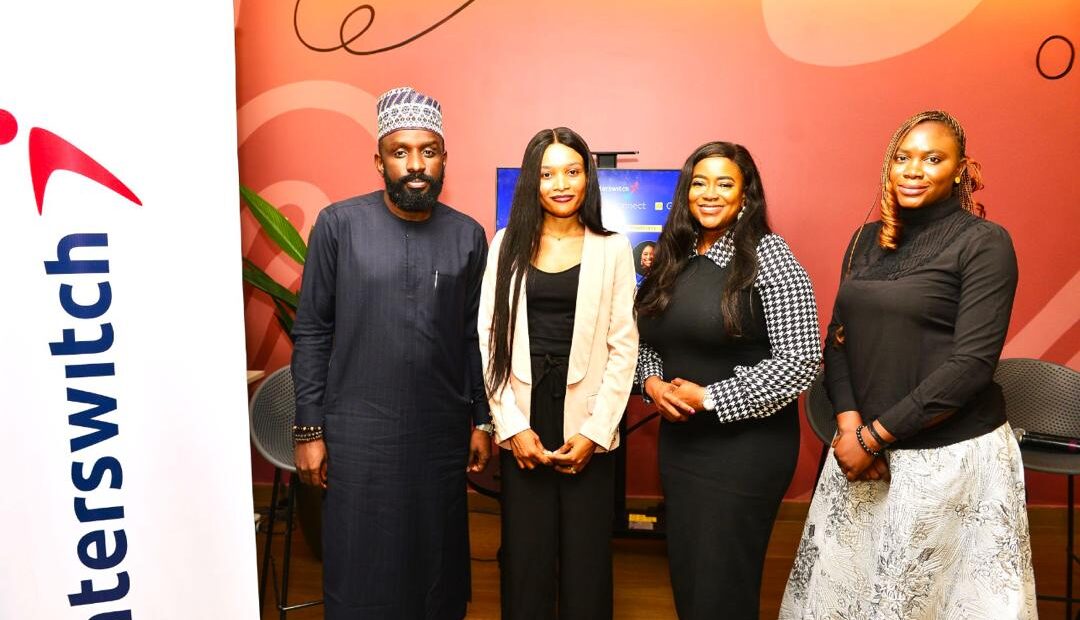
[[384, 170, 444, 213]]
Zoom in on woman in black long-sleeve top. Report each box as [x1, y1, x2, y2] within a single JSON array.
[[780, 110, 1036, 619]]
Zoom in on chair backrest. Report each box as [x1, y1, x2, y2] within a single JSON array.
[[249, 367, 297, 472], [804, 369, 837, 444], [994, 358, 1080, 438]]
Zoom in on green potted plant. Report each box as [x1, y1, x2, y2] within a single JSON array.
[[241, 185, 323, 560]]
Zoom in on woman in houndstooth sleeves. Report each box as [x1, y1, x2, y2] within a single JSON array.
[[635, 141, 821, 619]]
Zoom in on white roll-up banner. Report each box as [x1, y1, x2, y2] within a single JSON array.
[[0, 3, 258, 619]]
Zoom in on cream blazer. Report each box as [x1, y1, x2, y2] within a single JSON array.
[[478, 228, 639, 451]]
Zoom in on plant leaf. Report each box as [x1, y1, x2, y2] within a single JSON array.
[[240, 185, 308, 265], [242, 259, 299, 309], [272, 297, 295, 342]]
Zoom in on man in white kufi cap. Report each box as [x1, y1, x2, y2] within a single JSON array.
[[291, 86, 493, 619]]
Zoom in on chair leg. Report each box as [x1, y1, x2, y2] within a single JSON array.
[[259, 467, 281, 616], [1068, 474, 1075, 620], [279, 472, 298, 620]]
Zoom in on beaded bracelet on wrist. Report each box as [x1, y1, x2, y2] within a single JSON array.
[[855, 424, 882, 457], [293, 425, 324, 444], [866, 423, 890, 450]]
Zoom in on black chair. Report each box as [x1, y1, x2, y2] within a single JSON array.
[[803, 368, 837, 485], [249, 367, 323, 619], [995, 358, 1080, 619]]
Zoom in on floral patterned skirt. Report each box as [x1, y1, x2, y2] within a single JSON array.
[[780, 422, 1037, 619]]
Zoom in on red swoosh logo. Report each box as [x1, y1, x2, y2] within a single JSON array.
[[29, 127, 142, 214]]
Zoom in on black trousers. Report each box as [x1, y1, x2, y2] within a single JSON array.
[[499, 448, 615, 620]]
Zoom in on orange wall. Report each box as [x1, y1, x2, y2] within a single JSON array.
[[236, 0, 1079, 505]]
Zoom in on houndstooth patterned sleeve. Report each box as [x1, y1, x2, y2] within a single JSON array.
[[635, 340, 665, 403], [705, 234, 822, 423]]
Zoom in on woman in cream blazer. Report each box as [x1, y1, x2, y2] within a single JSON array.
[[479, 127, 637, 620]]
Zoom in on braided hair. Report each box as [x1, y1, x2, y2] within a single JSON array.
[[877, 110, 985, 250], [834, 111, 987, 347]]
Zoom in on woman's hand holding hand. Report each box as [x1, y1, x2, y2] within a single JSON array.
[[644, 376, 696, 423], [853, 420, 893, 482], [549, 434, 597, 475], [832, 426, 875, 480], [832, 411, 892, 482], [670, 378, 706, 411], [829, 412, 881, 481], [856, 456, 891, 482], [835, 410, 863, 434], [508, 429, 552, 470]]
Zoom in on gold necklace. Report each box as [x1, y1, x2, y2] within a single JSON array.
[[543, 229, 583, 242]]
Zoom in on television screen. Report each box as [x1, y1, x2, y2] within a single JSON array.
[[495, 168, 679, 282]]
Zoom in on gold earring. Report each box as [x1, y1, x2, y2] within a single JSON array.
[[954, 176, 961, 184]]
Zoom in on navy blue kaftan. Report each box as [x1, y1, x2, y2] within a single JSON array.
[[291, 190, 489, 619]]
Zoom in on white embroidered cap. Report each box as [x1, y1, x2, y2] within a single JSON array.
[[376, 86, 443, 140]]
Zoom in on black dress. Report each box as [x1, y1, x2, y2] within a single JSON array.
[[500, 264, 616, 620], [637, 233, 820, 619]]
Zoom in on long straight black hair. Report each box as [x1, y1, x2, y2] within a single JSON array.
[[486, 127, 610, 395], [635, 141, 772, 336]]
